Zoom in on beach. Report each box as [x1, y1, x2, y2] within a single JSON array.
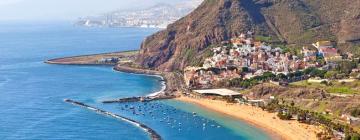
[[45, 51, 323, 140], [176, 96, 322, 140]]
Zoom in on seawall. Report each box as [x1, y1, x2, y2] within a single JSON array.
[[114, 65, 163, 75]]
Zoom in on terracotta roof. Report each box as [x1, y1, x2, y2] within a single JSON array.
[[320, 47, 338, 54]]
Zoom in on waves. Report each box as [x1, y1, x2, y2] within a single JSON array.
[[147, 76, 166, 97]]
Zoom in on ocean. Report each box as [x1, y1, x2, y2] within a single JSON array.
[[0, 22, 271, 140]]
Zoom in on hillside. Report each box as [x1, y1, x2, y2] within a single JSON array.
[[137, 0, 360, 72]]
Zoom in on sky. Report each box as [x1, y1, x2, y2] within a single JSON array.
[[0, 0, 185, 21]]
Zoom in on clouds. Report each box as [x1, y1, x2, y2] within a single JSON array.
[[0, 0, 186, 21]]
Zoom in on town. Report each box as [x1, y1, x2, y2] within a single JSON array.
[[181, 32, 360, 139], [184, 31, 358, 89]]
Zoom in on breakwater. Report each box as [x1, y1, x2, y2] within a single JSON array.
[[64, 99, 162, 140], [102, 95, 176, 104]]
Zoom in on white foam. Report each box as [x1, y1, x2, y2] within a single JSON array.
[[147, 79, 166, 97]]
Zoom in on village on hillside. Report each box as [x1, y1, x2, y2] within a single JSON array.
[[184, 31, 359, 89], [180, 32, 360, 139]]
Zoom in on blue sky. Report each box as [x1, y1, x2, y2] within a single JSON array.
[[0, 0, 185, 21]]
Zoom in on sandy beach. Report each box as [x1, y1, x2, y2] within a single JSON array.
[[177, 96, 322, 140]]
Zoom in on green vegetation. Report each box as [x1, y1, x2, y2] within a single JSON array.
[[183, 48, 201, 67], [277, 112, 293, 120], [255, 35, 272, 42], [345, 133, 360, 140], [271, 44, 303, 57], [337, 60, 358, 74], [321, 60, 358, 79], [324, 71, 340, 79], [120, 50, 139, 55], [316, 55, 326, 65], [351, 108, 360, 117], [185, 45, 215, 67], [222, 67, 329, 88], [261, 99, 360, 139], [327, 87, 354, 94], [351, 46, 360, 58], [291, 80, 360, 95], [297, 30, 316, 43], [225, 72, 276, 88], [303, 67, 327, 78]]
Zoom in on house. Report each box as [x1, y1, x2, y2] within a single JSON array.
[[322, 62, 338, 70], [319, 47, 337, 54], [312, 41, 333, 49], [352, 68, 360, 73], [323, 53, 342, 62], [301, 47, 317, 61]]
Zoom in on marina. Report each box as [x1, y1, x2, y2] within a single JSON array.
[[0, 23, 274, 140], [64, 99, 162, 140]]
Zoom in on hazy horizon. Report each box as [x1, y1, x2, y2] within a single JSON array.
[[0, 0, 189, 22]]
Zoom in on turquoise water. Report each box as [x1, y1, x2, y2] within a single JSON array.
[[0, 23, 271, 140]]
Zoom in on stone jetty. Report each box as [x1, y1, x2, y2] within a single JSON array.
[[102, 95, 176, 104], [64, 99, 162, 140]]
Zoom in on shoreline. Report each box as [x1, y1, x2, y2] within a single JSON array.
[[46, 51, 322, 140], [112, 65, 292, 139], [112, 66, 167, 97], [114, 65, 185, 96], [113, 65, 169, 98], [176, 96, 321, 140]]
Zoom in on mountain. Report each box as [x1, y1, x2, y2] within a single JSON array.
[[76, 0, 203, 28], [136, 0, 360, 72]]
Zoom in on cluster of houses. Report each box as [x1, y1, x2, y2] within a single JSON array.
[[184, 32, 349, 88], [312, 41, 342, 62]]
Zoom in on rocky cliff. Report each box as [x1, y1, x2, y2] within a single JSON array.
[[137, 0, 360, 72]]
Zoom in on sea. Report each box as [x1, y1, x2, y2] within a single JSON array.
[[0, 22, 271, 140]]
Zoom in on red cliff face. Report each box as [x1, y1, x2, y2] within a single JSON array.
[[137, 0, 360, 72]]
